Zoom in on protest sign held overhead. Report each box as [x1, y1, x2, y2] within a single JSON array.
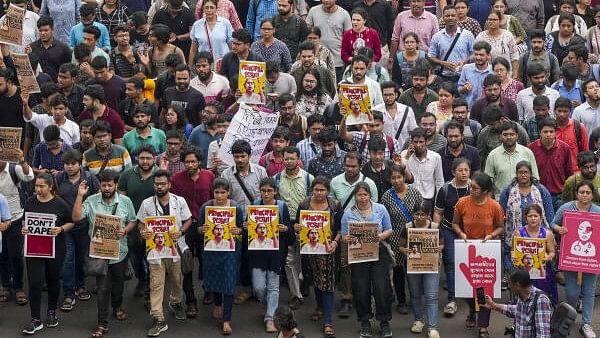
[[0, 4, 25, 46], [0, 127, 22, 162], [339, 84, 371, 125], [12, 53, 40, 93], [238, 60, 266, 104]]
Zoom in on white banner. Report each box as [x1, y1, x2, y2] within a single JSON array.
[[454, 240, 501, 299]]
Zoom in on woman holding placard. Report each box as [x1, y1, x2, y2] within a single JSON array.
[[198, 178, 243, 335], [452, 172, 504, 338], [20, 173, 74, 335], [511, 204, 558, 304], [552, 180, 600, 338], [399, 202, 443, 338], [341, 182, 393, 338], [294, 176, 342, 338]]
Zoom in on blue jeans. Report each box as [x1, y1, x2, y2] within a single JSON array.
[[502, 242, 513, 273], [62, 228, 89, 296], [441, 226, 457, 301], [314, 288, 335, 325], [407, 273, 439, 329], [565, 271, 598, 324], [251, 268, 279, 321]]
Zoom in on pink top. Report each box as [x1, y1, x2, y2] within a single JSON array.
[[501, 79, 524, 103], [194, 0, 243, 31], [341, 28, 382, 64], [391, 9, 439, 52]]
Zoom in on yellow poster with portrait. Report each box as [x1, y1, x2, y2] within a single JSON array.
[[512, 236, 546, 280], [238, 60, 266, 104], [247, 206, 279, 251], [204, 207, 236, 252], [144, 216, 178, 260], [339, 83, 371, 125], [299, 210, 331, 255]]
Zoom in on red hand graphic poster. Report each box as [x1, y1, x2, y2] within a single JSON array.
[[559, 211, 600, 274], [454, 240, 501, 299]]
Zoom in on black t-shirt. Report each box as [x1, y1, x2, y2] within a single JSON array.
[[24, 196, 72, 245], [434, 183, 470, 229], [86, 75, 126, 111], [161, 87, 206, 127], [0, 88, 25, 147], [118, 98, 159, 127], [129, 28, 150, 54], [151, 9, 195, 59]]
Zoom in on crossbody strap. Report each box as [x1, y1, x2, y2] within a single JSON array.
[[442, 31, 461, 61], [390, 189, 413, 222], [234, 171, 254, 202], [394, 105, 410, 140]]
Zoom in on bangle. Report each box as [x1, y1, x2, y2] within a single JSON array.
[[60, 226, 64, 233]]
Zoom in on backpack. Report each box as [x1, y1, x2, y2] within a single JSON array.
[[550, 80, 586, 105], [8, 163, 28, 207], [520, 51, 557, 85], [530, 290, 577, 338], [275, 171, 311, 197]]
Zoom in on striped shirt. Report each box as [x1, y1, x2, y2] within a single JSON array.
[[82, 144, 132, 176]]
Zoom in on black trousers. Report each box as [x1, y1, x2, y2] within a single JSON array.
[[96, 259, 127, 326], [26, 240, 65, 320]]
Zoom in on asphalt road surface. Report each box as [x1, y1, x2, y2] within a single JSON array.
[[0, 276, 597, 337]]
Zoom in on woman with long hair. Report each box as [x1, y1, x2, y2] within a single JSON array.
[[250, 19, 292, 73], [340, 8, 382, 65], [426, 81, 458, 130], [452, 172, 504, 338], [294, 68, 333, 118], [545, 13, 587, 64], [380, 164, 423, 315], [160, 104, 193, 140], [475, 11, 519, 74], [294, 176, 342, 338], [492, 56, 524, 102], [391, 32, 427, 90], [199, 178, 243, 335], [440, 0, 481, 36], [20, 173, 74, 334], [491, 0, 527, 56]]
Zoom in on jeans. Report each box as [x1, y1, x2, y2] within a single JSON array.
[[502, 242, 514, 274], [565, 271, 598, 324], [0, 218, 24, 289], [350, 245, 393, 322], [251, 268, 279, 321], [96, 259, 127, 326], [62, 228, 90, 296], [183, 231, 197, 304], [441, 226, 457, 301], [285, 244, 302, 299], [407, 273, 440, 329], [213, 293, 234, 321], [127, 231, 148, 293], [392, 265, 406, 304], [149, 259, 183, 321], [315, 288, 335, 325]]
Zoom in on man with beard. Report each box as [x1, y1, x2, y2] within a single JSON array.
[[122, 105, 166, 161], [118, 145, 159, 308], [562, 151, 600, 204], [307, 126, 346, 179], [573, 79, 600, 137], [398, 66, 439, 122], [484, 121, 539, 196], [265, 62, 297, 111], [82, 121, 132, 176], [276, 94, 306, 146], [28, 16, 72, 82], [87, 56, 126, 111], [297, 114, 327, 167], [564, 45, 600, 82], [458, 41, 493, 109], [374, 81, 417, 148], [441, 98, 482, 146], [362, 137, 413, 201], [273, 0, 309, 60], [338, 55, 383, 107], [478, 105, 530, 169], [389, 0, 438, 60], [161, 64, 206, 127], [401, 127, 444, 210], [72, 169, 137, 338], [330, 151, 377, 317], [155, 53, 184, 106], [58, 63, 85, 120], [72, 119, 95, 154], [156, 130, 185, 176], [517, 30, 561, 87], [138, 169, 192, 336], [78, 85, 126, 144], [340, 110, 400, 163], [120, 77, 158, 131], [219, 29, 264, 92], [0, 68, 26, 149], [189, 51, 230, 104], [555, 97, 589, 169], [151, 0, 195, 59], [289, 41, 336, 97], [516, 64, 560, 123], [55, 149, 99, 311], [170, 146, 215, 315], [402, 113, 448, 154], [438, 122, 481, 181], [189, 102, 221, 168], [471, 74, 519, 124]]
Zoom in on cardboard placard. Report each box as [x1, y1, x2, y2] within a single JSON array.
[[0, 4, 25, 47], [89, 213, 122, 260], [407, 228, 439, 274], [0, 127, 22, 162], [348, 222, 379, 264]]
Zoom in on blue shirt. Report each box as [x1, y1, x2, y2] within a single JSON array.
[[246, 0, 278, 41], [69, 22, 111, 50], [0, 194, 10, 221], [32, 142, 72, 171], [40, 0, 81, 44], [552, 200, 600, 226], [188, 124, 221, 168], [550, 79, 584, 111], [428, 27, 474, 77], [190, 17, 233, 61], [458, 62, 493, 109], [341, 202, 392, 235]]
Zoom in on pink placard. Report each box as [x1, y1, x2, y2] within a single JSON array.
[[559, 211, 600, 274]]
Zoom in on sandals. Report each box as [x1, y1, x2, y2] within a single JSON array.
[[478, 328, 490, 338], [60, 297, 75, 311], [311, 309, 323, 321], [76, 288, 92, 301], [0, 287, 10, 302], [222, 322, 232, 335], [202, 293, 213, 305], [233, 291, 251, 304], [323, 324, 335, 337], [91, 326, 108, 338], [465, 314, 476, 328], [212, 306, 223, 320], [113, 308, 127, 321], [15, 290, 28, 305]]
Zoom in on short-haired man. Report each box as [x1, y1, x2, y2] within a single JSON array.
[[478, 105, 531, 167], [87, 56, 126, 110], [58, 63, 85, 120], [340, 110, 400, 163], [458, 41, 493, 108], [122, 104, 167, 161], [71, 25, 111, 64], [470, 74, 518, 124], [188, 101, 221, 168], [561, 151, 600, 204], [398, 66, 439, 121], [307, 126, 346, 179], [564, 44, 600, 82], [516, 64, 560, 123], [572, 79, 600, 138], [72, 119, 95, 154], [260, 126, 304, 176], [156, 130, 185, 176], [554, 97, 589, 169], [120, 77, 158, 131], [22, 93, 80, 145], [206, 114, 232, 176], [219, 29, 264, 92], [265, 61, 297, 111], [290, 41, 336, 97], [296, 113, 326, 167], [161, 64, 206, 127], [362, 136, 413, 201], [438, 121, 481, 181], [139, 169, 192, 336], [273, 0, 309, 60], [82, 121, 132, 176], [550, 62, 584, 111], [32, 125, 72, 175], [189, 51, 230, 103], [109, 24, 141, 80], [404, 112, 448, 153], [441, 97, 481, 146], [69, 4, 111, 51], [522, 95, 551, 141], [277, 94, 306, 146], [78, 85, 126, 144], [28, 16, 72, 82], [338, 55, 384, 107], [221, 140, 268, 209], [374, 81, 417, 147], [517, 29, 561, 87], [151, 0, 195, 58]]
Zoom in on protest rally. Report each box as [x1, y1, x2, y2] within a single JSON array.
[[3, 0, 600, 337]]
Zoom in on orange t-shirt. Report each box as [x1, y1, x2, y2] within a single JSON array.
[[453, 196, 504, 240]]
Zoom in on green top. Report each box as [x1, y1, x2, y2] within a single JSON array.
[[561, 173, 600, 205], [122, 127, 166, 158], [118, 165, 157, 212], [81, 193, 137, 264]]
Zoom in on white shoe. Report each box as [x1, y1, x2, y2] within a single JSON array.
[[581, 324, 597, 338], [443, 301, 457, 316], [428, 329, 441, 338], [410, 320, 424, 334]]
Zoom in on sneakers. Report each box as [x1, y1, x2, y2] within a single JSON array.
[[169, 302, 186, 320], [359, 321, 372, 338], [380, 321, 392, 338], [338, 300, 352, 319], [443, 301, 458, 317], [428, 329, 441, 338], [395, 302, 409, 315], [410, 320, 425, 334], [60, 297, 75, 312], [581, 324, 597, 338], [147, 319, 168, 337], [22, 319, 43, 335], [46, 310, 58, 328]]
